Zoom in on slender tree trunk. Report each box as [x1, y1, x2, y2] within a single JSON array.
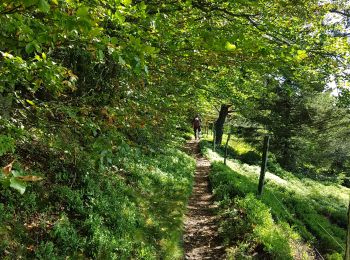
[[215, 104, 230, 145]]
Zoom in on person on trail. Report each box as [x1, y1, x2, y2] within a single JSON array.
[[192, 115, 201, 140]]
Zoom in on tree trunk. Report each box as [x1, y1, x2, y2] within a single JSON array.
[[277, 137, 296, 171], [215, 104, 230, 145]]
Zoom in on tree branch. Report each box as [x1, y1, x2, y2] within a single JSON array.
[[245, 16, 294, 46], [192, 0, 259, 19], [0, 5, 21, 15], [192, 0, 294, 46], [330, 9, 350, 18]]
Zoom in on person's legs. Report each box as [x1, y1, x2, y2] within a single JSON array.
[[194, 127, 197, 139]]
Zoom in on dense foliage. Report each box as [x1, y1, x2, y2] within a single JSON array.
[[0, 1, 198, 258], [1, 0, 350, 258], [239, 85, 350, 178]]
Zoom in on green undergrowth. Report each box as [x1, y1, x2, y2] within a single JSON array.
[[204, 134, 261, 165], [0, 130, 195, 259], [200, 139, 348, 259], [210, 163, 312, 259]]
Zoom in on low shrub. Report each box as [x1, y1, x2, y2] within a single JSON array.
[[239, 151, 261, 165], [211, 162, 305, 259]]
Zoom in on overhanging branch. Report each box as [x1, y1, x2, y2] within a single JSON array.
[[330, 9, 350, 18]]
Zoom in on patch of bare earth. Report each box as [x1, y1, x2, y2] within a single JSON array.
[[183, 140, 225, 260]]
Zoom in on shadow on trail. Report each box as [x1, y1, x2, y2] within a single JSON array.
[[183, 140, 225, 260]]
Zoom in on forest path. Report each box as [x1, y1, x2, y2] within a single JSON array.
[[183, 140, 225, 260]]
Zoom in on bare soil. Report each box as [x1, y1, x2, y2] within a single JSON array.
[[183, 140, 225, 260]]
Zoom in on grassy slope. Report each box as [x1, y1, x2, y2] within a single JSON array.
[[200, 136, 348, 259], [0, 134, 195, 259]]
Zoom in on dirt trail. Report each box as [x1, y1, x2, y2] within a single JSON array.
[[183, 140, 225, 260]]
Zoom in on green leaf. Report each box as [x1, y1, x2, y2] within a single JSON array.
[[185, 0, 192, 7], [114, 12, 125, 23], [38, 0, 50, 13], [144, 45, 156, 55], [0, 177, 10, 188], [225, 42, 236, 51], [110, 37, 118, 45], [25, 43, 35, 54], [10, 177, 26, 194], [24, 0, 39, 7], [26, 41, 41, 54], [98, 50, 105, 61], [296, 50, 308, 61], [77, 7, 89, 18], [26, 99, 36, 106], [34, 42, 42, 53], [121, 0, 132, 6], [11, 170, 22, 178], [118, 56, 126, 66], [0, 135, 15, 156]]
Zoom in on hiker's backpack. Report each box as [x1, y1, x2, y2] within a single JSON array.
[[193, 117, 200, 128]]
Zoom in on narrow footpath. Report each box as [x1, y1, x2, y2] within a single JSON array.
[[183, 140, 225, 260]]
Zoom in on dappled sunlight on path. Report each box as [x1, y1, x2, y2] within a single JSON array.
[[183, 140, 225, 260]]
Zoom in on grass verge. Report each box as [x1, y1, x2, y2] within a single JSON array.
[[200, 138, 348, 259]]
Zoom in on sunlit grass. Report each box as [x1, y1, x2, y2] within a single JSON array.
[[200, 138, 349, 257]]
